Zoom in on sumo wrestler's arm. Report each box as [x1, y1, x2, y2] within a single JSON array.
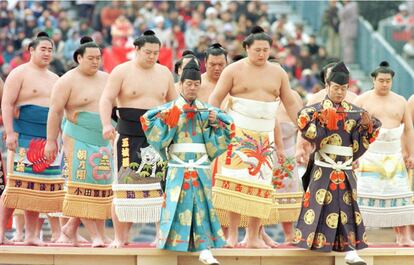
[[1, 67, 24, 151], [44, 76, 71, 160], [99, 65, 122, 140]]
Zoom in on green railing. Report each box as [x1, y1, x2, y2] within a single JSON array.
[[289, 0, 327, 32], [357, 17, 414, 99]]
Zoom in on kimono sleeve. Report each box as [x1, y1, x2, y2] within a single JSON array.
[[201, 107, 235, 161], [351, 115, 381, 160], [297, 106, 327, 146], [140, 104, 180, 160]]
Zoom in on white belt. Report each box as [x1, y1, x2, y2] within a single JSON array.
[[169, 143, 207, 154], [321, 144, 353, 156], [228, 110, 275, 132], [168, 154, 210, 170], [315, 145, 353, 170]]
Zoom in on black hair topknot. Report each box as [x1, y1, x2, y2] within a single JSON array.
[[80, 36, 93, 45], [242, 25, 272, 49], [211, 43, 223, 49], [205, 42, 227, 61], [73, 35, 101, 64], [143, 30, 155, 36], [133, 30, 161, 48], [182, 50, 195, 56], [250, 26, 265, 34], [371, 60, 395, 78], [37, 31, 50, 38], [379, 61, 390, 67], [28, 31, 53, 50]]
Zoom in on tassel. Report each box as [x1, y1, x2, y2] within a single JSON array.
[[140, 116, 148, 132], [2, 189, 64, 213], [212, 188, 272, 219], [326, 108, 339, 131], [360, 209, 414, 228], [112, 197, 163, 223], [216, 206, 300, 227], [164, 105, 181, 128], [63, 195, 112, 220], [114, 204, 162, 223]]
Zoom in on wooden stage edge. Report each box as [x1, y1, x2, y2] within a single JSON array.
[[1, 244, 414, 265]]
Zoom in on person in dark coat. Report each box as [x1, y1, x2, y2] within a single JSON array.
[[294, 61, 381, 265]]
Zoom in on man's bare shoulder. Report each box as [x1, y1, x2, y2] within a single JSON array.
[[218, 61, 239, 79], [7, 63, 29, 77], [346, 90, 358, 102], [155, 63, 173, 76], [409, 94, 414, 104], [97, 70, 109, 79], [110, 61, 133, 75], [47, 69, 59, 80], [268, 61, 287, 74], [54, 68, 78, 90], [226, 60, 243, 71], [59, 68, 77, 80], [356, 90, 372, 99], [389, 91, 407, 104]]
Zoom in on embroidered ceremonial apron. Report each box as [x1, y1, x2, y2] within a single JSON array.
[[357, 125, 414, 227], [2, 105, 64, 213], [112, 108, 166, 223], [62, 112, 113, 220], [213, 96, 279, 224]]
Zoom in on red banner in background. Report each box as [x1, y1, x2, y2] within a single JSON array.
[[102, 46, 173, 73], [158, 47, 173, 71], [102, 46, 134, 73]]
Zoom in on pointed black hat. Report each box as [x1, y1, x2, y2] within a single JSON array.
[[181, 58, 201, 82], [326, 61, 349, 85]]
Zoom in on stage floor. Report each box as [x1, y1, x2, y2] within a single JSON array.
[[1, 243, 414, 265], [0, 228, 411, 265]]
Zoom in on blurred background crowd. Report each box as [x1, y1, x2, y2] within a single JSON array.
[[0, 0, 369, 102]]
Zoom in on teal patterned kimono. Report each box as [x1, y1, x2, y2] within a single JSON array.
[[141, 96, 234, 252]]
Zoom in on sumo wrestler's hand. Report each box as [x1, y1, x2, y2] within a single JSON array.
[[276, 148, 286, 164], [6, 132, 18, 152], [295, 146, 309, 165], [44, 140, 57, 162], [405, 155, 414, 169], [102, 124, 116, 140]]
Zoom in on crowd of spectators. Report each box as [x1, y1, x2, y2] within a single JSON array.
[[0, 0, 359, 100]]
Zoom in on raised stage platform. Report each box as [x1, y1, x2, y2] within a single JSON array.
[[1, 243, 414, 265]]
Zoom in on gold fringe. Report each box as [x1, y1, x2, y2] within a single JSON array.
[[2, 188, 64, 213], [212, 190, 272, 219], [63, 194, 112, 220], [216, 203, 301, 227], [261, 206, 280, 225], [272, 207, 301, 223]]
